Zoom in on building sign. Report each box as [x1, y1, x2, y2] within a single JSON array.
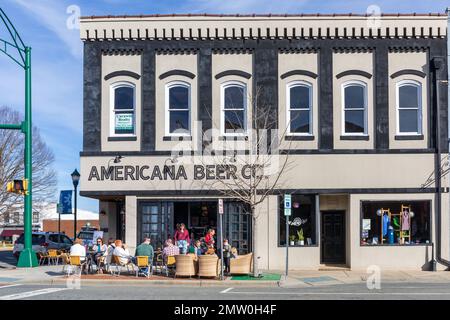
[[218, 199, 224, 214], [87, 164, 262, 182], [115, 114, 133, 131]]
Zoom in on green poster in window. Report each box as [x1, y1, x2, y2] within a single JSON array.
[[115, 114, 133, 131]]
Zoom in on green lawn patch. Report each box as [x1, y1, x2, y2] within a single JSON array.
[[230, 273, 281, 281]]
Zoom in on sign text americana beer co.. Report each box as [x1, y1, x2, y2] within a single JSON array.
[[88, 164, 259, 182]]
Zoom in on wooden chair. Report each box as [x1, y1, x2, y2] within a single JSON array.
[[198, 255, 219, 278], [65, 256, 86, 277], [135, 256, 152, 278], [37, 251, 49, 266], [47, 249, 61, 266], [230, 253, 253, 275], [174, 254, 196, 278]]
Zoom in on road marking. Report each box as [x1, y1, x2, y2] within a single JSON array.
[[223, 291, 450, 296], [0, 284, 22, 290], [220, 287, 233, 294], [0, 287, 68, 300]]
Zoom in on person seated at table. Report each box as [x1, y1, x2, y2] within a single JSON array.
[[70, 238, 86, 262], [162, 239, 179, 264], [190, 239, 203, 257], [113, 240, 134, 265], [174, 223, 190, 254], [204, 229, 215, 248], [135, 237, 154, 275], [93, 238, 108, 266]]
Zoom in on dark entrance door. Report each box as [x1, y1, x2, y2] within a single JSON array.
[[321, 211, 346, 264]]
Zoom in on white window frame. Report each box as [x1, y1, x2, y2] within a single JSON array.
[[341, 80, 368, 136], [109, 81, 136, 137], [396, 80, 422, 135], [220, 81, 248, 136], [286, 81, 313, 136], [165, 81, 191, 137]]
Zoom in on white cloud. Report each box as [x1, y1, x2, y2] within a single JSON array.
[[11, 0, 82, 59]]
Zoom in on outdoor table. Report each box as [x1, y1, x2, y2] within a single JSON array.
[[85, 251, 105, 274]]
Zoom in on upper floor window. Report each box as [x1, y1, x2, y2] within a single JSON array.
[[221, 82, 247, 135], [166, 82, 190, 136], [342, 81, 367, 135], [111, 83, 135, 136], [287, 82, 312, 135], [396, 81, 422, 135]]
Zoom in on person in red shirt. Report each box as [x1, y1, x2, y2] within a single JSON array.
[[204, 228, 216, 253], [174, 223, 190, 254]]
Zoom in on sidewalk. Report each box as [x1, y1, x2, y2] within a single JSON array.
[[1, 265, 450, 288]]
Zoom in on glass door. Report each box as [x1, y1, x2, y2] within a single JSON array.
[[224, 202, 251, 254], [138, 201, 173, 251]]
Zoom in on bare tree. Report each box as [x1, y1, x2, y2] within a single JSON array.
[[0, 106, 57, 223], [198, 86, 296, 277]]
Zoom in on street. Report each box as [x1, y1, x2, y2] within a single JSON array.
[[1, 281, 450, 300]]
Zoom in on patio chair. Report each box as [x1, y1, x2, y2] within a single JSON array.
[[47, 249, 61, 266], [37, 251, 49, 266], [61, 253, 70, 273], [154, 253, 164, 274], [65, 256, 86, 277], [198, 255, 219, 278], [164, 255, 176, 277], [135, 256, 153, 278], [230, 253, 253, 275], [174, 254, 196, 278], [109, 255, 136, 276]]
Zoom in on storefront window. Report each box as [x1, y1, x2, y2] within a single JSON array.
[[361, 201, 430, 246], [279, 195, 316, 246]]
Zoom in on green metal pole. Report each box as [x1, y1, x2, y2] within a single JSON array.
[[17, 46, 37, 268]]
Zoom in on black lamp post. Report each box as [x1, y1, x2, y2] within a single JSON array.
[[71, 169, 80, 240]]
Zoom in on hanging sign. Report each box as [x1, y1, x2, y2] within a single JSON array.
[[59, 190, 72, 214], [115, 114, 133, 131], [218, 198, 224, 215]]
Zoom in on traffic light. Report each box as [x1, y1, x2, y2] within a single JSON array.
[[6, 179, 28, 195]]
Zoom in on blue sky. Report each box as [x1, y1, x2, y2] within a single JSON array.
[[0, 0, 448, 212]]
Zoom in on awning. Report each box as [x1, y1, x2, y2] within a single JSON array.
[[0, 229, 23, 237]]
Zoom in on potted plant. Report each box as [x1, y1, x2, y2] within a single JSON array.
[[296, 229, 305, 246], [289, 235, 296, 246]]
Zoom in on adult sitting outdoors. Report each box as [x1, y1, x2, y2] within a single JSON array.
[[189, 239, 203, 258], [135, 237, 154, 276], [174, 223, 190, 254], [162, 239, 179, 263], [113, 240, 134, 265], [70, 238, 86, 262]]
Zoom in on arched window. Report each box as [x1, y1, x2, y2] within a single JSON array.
[[287, 82, 312, 135], [342, 81, 367, 135], [221, 82, 247, 135], [111, 82, 135, 135], [166, 82, 191, 135], [396, 80, 422, 134]]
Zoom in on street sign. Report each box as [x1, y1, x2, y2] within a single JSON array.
[[284, 208, 291, 216], [218, 198, 224, 215], [284, 194, 291, 209]]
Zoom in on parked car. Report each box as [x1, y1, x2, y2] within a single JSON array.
[[13, 232, 73, 259]]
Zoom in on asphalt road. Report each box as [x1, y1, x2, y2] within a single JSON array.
[[1, 282, 450, 300]]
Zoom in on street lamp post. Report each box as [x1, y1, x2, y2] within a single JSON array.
[[71, 169, 80, 240]]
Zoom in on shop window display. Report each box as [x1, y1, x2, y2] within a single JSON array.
[[279, 195, 316, 246], [361, 201, 430, 246]]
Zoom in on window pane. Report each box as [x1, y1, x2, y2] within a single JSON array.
[[345, 110, 365, 133], [290, 110, 310, 133], [169, 86, 189, 110], [361, 201, 430, 245], [399, 109, 419, 133], [399, 85, 419, 109], [224, 110, 245, 131], [115, 112, 134, 134], [224, 86, 244, 109], [114, 87, 134, 110], [169, 110, 189, 133], [279, 195, 316, 246], [344, 85, 364, 109], [290, 86, 310, 109]]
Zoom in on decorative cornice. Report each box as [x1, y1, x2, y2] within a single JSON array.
[[104, 70, 141, 81], [390, 69, 426, 79], [215, 70, 252, 80], [336, 70, 373, 79], [80, 15, 446, 41], [280, 70, 318, 79], [159, 70, 196, 80]]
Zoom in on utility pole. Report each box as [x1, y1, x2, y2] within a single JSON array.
[[0, 8, 38, 267]]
